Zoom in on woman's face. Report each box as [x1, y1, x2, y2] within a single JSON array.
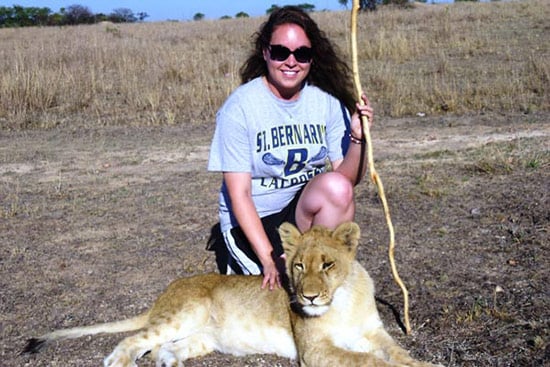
[[263, 23, 312, 101]]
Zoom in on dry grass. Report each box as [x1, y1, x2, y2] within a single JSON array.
[[0, 0, 548, 129]]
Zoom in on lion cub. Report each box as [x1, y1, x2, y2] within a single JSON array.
[[23, 222, 442, 367]]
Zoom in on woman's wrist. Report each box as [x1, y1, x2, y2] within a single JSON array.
[[349, 133, 365, 145], [255, 244, 275, 265]]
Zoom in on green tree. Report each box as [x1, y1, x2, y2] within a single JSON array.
[[0, 6, 15, 27], [235, 11, 249, 18], [193, 12, 205, 21], [0, 5, 52, 27], [0, 4, 144, 27], [266, 4, 280, 14], [361, 0, 377, 11], [109, 8, 137, 23], [48, 11, 65, 26], [266, 3, 315, 14], [12, 5, 32, 26], [64, 4, 94, 24], [95, 12, 109, 22], [29, 6, 52, 26], [136, 12, 149, 22], [297, 3, 315, 12]]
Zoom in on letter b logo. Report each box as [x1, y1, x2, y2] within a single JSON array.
[[285, 149, 308, 176]]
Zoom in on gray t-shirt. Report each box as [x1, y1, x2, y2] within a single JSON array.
[[208, 77, 351, 232]]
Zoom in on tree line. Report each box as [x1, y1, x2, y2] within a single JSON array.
[[2, 1, 465, 27], [0, 4, 148, 27]]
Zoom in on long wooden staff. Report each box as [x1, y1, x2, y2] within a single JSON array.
[[350, 0, 411, 335]]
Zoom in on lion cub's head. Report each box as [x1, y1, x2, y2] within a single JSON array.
[[278, 222, 360, 317]]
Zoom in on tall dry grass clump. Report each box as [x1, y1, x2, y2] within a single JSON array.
[[0, 0, 548, 129], [336, 0, 549, 116], [0, 18, 261, 129]]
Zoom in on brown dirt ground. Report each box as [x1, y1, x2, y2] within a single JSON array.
[[1, 112, 548, 366]]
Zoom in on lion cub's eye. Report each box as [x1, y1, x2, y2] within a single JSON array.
[[294, 263, 304, 271], [322, 262, 334, 271]]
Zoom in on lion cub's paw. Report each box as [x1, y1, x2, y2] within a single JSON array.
[[156, 348, 179, 367], [103, 351, 137, 367]]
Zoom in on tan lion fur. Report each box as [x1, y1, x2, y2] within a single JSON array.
[[23, 222, 442, 367]]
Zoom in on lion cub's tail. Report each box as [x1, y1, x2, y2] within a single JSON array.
[[21, 312, 150, 354]]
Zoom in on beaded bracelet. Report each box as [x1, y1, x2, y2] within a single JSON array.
[[349, 133, 366, 145]]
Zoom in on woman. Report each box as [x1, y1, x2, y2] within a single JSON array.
[[208, 6, 373, 290]]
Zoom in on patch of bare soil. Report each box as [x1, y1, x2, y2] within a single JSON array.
[[1, 112, 548, 366]]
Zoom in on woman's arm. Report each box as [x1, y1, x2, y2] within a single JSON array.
[[223, 171, 281, 290], [333, 93, 373, 184]]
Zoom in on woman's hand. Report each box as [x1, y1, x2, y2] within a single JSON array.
[[350, 93, 374, 139], [261, 258, 281, 290]]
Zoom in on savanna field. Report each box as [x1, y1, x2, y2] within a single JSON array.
[[1, 1, 548, 366]]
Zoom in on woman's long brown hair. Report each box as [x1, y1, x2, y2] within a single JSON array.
[[239, 6, 356, 113]]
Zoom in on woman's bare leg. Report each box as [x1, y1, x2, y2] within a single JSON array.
[[295, 172, 355, 232]]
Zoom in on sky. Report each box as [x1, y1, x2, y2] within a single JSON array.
[[3, 1, 349, 21]]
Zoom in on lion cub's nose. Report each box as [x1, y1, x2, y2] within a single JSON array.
[[303, 293, 319, 304]]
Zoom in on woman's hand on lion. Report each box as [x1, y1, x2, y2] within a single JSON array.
[[261, 259, 281, 290]]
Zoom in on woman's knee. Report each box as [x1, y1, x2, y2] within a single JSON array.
[[296, 172, 355, 230], [317, 172, 354, 205]]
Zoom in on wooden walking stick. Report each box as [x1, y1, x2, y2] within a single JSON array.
[[350, 0, 411, 335]]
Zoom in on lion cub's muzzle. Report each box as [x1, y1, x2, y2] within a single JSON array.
[[296, 275, 332, 316]]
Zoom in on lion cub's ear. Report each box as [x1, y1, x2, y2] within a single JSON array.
[[332, 222, 361, 256], [279, 222, 302, 257]]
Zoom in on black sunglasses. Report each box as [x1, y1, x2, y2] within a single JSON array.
[[268, 44, 313, 63]]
